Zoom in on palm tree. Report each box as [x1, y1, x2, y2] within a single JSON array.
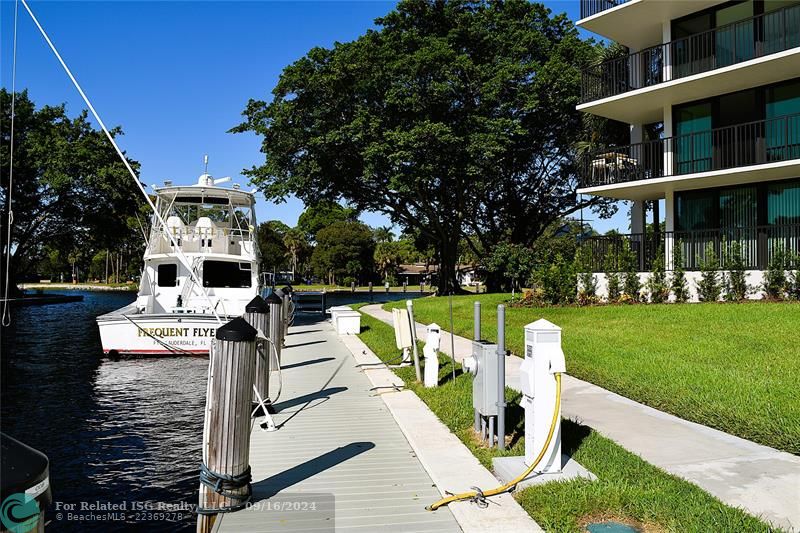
[[283, 228, 308, 281], [373, 226, 395, 244]]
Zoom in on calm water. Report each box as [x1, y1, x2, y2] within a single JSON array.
[[0, 289, 420, 531]]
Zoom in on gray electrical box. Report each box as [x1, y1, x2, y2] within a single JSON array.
[[472, 340, 499, 416]]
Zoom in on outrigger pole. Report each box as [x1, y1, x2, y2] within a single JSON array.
[[20, 0, 222, 324]]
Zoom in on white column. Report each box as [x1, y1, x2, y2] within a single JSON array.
[[663, 104, 674, 176], [665, 190, 675, 270], [662, 20, 672, 82]]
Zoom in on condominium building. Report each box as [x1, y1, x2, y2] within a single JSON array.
[[576, 0, 800, 298]]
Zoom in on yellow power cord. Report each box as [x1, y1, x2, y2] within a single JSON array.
[[427, 372, 562, 511]]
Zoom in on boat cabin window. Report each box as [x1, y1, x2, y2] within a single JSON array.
[[157, 264, 178, 287], [202, 261, 251, 288]]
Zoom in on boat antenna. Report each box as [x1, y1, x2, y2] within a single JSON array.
[[19, 0, 223, 323], [204, 154, 208, 175]]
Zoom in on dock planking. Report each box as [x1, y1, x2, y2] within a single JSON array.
[[217, 314, 461, 533]]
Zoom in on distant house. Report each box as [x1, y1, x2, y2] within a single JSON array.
[[457, 264, 481, 286], [398, 263, 436, 286]]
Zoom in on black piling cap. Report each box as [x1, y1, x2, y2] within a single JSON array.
[[216, 317, 257, 342], [265, 293, 283, 305], [245, 295, 269, 313], [283, 285, 293, 293]]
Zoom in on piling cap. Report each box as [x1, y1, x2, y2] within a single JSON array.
[[245, 295, 269, 313], [265, 293, 283, 305], [283, 285, 293, 293], [216, 317, 258, 342]]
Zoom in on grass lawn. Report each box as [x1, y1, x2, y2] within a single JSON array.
[[355, 309, 772, 532], [384, 295, 800, 455]]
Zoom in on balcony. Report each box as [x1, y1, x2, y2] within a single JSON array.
[[580, 113, 800, 190], [581, 4, 800, 105], [580, 0, 628, 20], [582, 224, 800, 272]]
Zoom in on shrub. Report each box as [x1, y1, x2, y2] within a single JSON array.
[[696, 242, 721, 302], [575, 246, 599, 306], [723, 241, 749, 302], [604, 252, 622, 303], [788, 267, 800, 301], [763, 247, 788, 300], [534, 254, 576, 305], [670, 240, 690, 303], [621, 241, 642, 302], [646, 244, 669, 303]]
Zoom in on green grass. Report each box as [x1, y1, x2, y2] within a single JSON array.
[[384, 295, 800, 455], [355, 309, 773, 532]]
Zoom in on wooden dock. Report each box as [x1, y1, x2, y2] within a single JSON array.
[[216, 315, 461, 533]]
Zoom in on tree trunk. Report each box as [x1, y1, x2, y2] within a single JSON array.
[[436, 237, 464, 296]]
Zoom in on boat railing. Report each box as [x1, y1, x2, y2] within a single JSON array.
[[148, 227, 255, 256]]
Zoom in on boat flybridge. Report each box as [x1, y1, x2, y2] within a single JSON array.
[[96, 173, 261, 356]]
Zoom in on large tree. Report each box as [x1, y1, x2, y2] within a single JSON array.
[[257, 220, 291, 274], [234, 0, 615, 294], [1, 90, 143, 292], [310, 220, 375, 285]]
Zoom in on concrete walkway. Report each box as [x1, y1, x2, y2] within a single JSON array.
[[218, 317, 460, 533], [338, 333, 543, 533], [361, 303, 800, 532]]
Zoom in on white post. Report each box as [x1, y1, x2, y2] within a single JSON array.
[[665, 190, 675, 271], [423, 323, 441, 388], [662, 20, 672, 82], [521, 319, 566, 474]]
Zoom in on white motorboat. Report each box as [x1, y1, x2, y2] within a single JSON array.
[[96, 173, 261, 356]]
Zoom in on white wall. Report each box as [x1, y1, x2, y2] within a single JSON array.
[[587, 271, 769, 303]]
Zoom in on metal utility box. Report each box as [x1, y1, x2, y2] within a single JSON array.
[[472, 340, 499, 416]]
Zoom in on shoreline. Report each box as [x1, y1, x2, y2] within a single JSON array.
[[20, 283, 138, 292]]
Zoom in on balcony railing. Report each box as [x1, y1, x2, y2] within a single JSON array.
[[582, 224, 800, 272], [580, 0, 627, 19], [580, 113, 800, 188], [580, 4, 800, 103]]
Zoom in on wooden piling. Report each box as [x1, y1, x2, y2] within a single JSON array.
[[244, 296, 270, 409], [197, 317, 257, 533], [266, 293, 283, 366]]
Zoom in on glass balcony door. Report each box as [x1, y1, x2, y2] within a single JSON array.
[[675, 103, 713, 174]]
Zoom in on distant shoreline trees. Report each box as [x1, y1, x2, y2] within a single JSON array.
[[1, 89, 144, 292]]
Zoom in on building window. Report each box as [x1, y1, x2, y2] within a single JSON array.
[[675, 103, 712, 174], [157, 264, 178, 287], [768, 180, 800, 225], [766, 79, 800, 161], [202, 261, 252, 288], [676, 189, 716, 231]]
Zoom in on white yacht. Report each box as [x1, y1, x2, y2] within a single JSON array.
[[96, 173, 261, 356]]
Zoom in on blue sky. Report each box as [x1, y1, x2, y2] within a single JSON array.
[[0, 0, 627, 233]]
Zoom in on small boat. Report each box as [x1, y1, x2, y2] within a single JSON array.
[[97, 173, 261, 356]]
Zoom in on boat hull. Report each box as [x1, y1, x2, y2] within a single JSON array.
[[96, 305, 230, 356]]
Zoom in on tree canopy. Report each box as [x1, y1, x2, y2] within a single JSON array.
[[234, 0, 615, 293], [1, 90, 144, 290], [296, 200, 358, 242]]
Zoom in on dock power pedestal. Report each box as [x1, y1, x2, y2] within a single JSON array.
[[521, 319, 566, 473], [463, 340, 500, 444]]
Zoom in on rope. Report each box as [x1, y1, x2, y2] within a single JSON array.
[[1, 0, 20, 327], [19, 0, 222, 324], [197, 463, 251, 514]]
